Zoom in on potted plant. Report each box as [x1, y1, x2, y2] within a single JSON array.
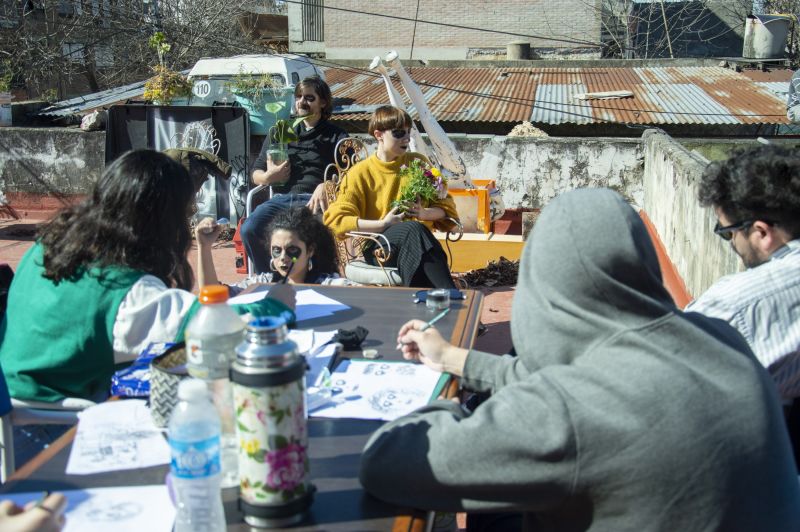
[[227, 70, 292, 135], [266, 114, 314, 166], [143, 32, 192, 106]]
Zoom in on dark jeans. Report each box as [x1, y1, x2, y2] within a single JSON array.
[[364, 221, 456, 289], [241, 193, 312, 273]]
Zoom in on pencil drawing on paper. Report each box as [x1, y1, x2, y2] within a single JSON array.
[[368, 388, 425, 416], [84, 501, 143, 521]]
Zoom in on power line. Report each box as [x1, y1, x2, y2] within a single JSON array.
[[279, 0, 603, 49], [8, 3, 790, 124]]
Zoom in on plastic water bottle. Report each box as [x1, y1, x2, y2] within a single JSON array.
[[185, 284, 244, 488], [168, 379, 226, 532]]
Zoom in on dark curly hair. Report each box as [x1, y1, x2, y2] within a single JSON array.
[[265, 206, 339, 281], [38, 149, 196, 289], [698, 144, 800, 238]]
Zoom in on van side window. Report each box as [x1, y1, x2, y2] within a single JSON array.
[[291, 72, 300, 85]]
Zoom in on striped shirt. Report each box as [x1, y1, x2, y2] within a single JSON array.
[[686, 239, 800, 401]]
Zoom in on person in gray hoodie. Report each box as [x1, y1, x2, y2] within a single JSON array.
[[359, 188, 800, 531]]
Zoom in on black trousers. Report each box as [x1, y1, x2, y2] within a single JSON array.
[[364, 221, 456, 289]]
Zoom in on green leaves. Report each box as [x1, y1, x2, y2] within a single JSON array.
[[269, 434, 289, 449], [270, 114, 319, 144]]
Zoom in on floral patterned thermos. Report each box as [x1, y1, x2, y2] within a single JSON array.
[[232, 317, 312, 528]]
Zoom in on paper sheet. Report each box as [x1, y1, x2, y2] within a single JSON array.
[[305, 343, 339, 388], [309, 359, 446, 421], [287, 328, 337, 356], [4, 485, 175, 532], [295, 289, 350, 321], [227, 288, 350, 322], [66, 400, 170, 475]]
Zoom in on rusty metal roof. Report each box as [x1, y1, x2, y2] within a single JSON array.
[[324, 65, 791, 126]]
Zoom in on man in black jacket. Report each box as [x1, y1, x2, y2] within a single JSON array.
[[242, 76, 347, 273]]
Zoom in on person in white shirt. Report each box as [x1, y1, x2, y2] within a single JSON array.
[[686, 144, 800, 403]]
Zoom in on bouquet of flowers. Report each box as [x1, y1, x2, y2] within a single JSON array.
[[392, 158, 449, 213]]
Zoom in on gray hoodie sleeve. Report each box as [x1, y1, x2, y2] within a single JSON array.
[[460, 349, 534, 393], [359, 374, 577, 513]]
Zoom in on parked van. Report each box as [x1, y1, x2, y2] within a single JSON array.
[[186, 53, 324, 107]]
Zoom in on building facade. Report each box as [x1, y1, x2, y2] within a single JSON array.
[[289, 0, 603, 60]]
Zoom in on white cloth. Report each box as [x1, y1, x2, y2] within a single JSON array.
[[686, 239, 800, 400], [111, 275, 196, 364]]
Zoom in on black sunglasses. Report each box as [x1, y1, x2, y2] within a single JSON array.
[[713, 220, 754, 241], [295, 94, 317, 102], [389, 129, 410, 139], [270, 245, 302, 259]]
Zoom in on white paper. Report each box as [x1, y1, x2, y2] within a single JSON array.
[[226, 284, 270, 305], [66, 400, 170, 475], [288, 328, 337, 356], [295, 289, 350, 321], [227, 288, 350, 322], [4, 485, 175, 532], [309, 359, 444, 421], [305, 343, 339, 388]]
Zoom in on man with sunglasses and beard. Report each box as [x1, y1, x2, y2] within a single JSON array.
[[686, 145, 800, 408], [243, 76, 347, 273]]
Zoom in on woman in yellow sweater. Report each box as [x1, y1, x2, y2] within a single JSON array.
[[324, 105, 459, 288]]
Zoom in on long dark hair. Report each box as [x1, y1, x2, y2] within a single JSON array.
[[38, 149, 196, 289], [266, 206, 338, 280]]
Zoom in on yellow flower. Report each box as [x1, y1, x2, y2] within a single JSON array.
[[430, 167, 441, 177], [242, 438, 260, 455]]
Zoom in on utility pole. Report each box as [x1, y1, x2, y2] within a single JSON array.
[[659, 0, 674, 58]]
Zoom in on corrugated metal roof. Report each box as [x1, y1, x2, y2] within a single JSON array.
[[37, 78, 150, 117], [323, 65, 791, 126], [38, 64, 792, 127], [37, 69, 190, 118]]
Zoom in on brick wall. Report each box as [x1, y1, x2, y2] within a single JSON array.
[[324, 0, 601, 52]]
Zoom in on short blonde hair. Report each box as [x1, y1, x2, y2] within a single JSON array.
[[368, 105, 412, 137]]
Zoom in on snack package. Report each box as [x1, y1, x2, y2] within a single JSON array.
[[110, 342, 175, 397]]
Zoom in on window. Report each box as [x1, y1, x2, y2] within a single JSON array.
[[95, 45, 113, 68], [57, 0, 82, 16], [0, 0, 18, 27], [62, 43, 84, 62]]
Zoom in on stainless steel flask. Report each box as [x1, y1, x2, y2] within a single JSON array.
[[231, 317, 312, 528]]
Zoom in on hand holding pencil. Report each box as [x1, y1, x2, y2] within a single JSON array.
[[396, 310, 470, 377], [0, 492, 67, 532]]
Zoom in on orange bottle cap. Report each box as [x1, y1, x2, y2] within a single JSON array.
[[198, 284, 229, 304]]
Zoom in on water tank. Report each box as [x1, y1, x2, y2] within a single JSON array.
[[743, 14, 794, 59]]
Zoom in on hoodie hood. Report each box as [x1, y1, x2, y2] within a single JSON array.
[[511, 188, 675, 369]]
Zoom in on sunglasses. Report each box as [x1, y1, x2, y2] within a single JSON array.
[[270, 245, 303, 260], [295, 94, 317, 103], [713, 220, 754, 241], [389, 128, 410, 139]]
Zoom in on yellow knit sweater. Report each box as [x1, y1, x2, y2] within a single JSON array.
[[323, 152, 459, 238]]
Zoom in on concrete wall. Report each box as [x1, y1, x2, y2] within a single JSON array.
[[453, 135, 644, 209], [0, 128, 644, 215], [0, 128, 104, 210], [641, 130, 742, 298], [319, 0, 602, 61]]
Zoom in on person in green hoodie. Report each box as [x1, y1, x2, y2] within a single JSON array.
[[0, 149, 294, 406], [361, 188, 800, 531]]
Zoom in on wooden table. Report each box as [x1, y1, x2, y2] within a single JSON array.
[[2, 285, 484, 531]]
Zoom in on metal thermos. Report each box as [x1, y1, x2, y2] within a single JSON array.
[[231, 317, 312, 528]]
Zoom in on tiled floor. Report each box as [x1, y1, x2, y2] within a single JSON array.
[[0, 213, 515, 356]]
